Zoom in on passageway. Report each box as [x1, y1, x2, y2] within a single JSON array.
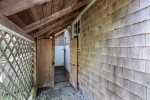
[[54, 66, 69, 83], [36, 33, 84, 100], [0, 0, 150, 100], [36, 66, 83, 100]]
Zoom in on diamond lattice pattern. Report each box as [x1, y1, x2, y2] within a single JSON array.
[[0, 30, 34, 100]]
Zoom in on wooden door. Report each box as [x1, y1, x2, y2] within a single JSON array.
[[70, 38, 78, 90], [37, 38, 54, 88]]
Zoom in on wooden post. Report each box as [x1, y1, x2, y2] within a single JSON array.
[[51, 35, 55, 87]]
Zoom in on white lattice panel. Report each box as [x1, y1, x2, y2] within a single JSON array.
[[0, 30, 34, 100]]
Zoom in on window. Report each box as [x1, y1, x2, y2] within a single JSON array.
[[73, 20, 81, 50], [74, 20, 80, 35]]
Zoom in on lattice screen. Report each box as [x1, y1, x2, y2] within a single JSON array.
[[0, 30, 35, 100]]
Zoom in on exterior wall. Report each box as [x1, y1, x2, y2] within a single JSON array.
[[64, 30, 71, 72], [55, 35, 65, 45], [55, 45, 64, 66], [64, 45, 70, 71], [55, 34, 65, 66], [79, 0, 150, 100]]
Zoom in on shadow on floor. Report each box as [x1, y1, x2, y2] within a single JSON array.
[[55, 66, 69, 83], [36, 66, 84, 100]]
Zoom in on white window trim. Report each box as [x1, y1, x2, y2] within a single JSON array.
[[71, 0, 97, 51]]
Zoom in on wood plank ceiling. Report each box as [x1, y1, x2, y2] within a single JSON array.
[[0, 0, 91, 39]]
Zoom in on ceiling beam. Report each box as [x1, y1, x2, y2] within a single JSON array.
[[45, 20, 72, 38], [55, 31, 65, 38], [32, 12, 79, 38], [0, 15, 35, 42], [23, 0, 90, 33], [0, 0, 51, 16]]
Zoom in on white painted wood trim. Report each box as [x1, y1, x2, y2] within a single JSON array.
[[71, 0, 97, 26], [71, 0, 97, 50]]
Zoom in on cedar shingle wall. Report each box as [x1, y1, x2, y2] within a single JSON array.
[[64, 30, 71, 45], [64, 30, 71, 71], [79, 0, 150, 100], [55, 35, 65, 46]]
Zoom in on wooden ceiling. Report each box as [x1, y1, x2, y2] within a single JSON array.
[[0, 0, 91, 39]]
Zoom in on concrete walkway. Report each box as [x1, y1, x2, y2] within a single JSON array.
[[36, 82, 84, 100], [36, 67, 84, 100]]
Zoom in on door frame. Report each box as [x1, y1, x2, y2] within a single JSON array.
[[70, 36, 79, 90]]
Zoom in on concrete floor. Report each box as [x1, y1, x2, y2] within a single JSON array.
[[36, 67, 84, 100], [54, 66, 69, 83]]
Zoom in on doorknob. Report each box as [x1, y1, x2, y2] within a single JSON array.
[[52, 62, 55, 65]]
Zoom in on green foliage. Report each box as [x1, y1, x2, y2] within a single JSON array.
[[0, 40, 7, 65]]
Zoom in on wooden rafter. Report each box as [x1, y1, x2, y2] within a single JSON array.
[[0, 15, 35, 42], [32, 12, 79, 38], [0, 0, 52, 16], [45, 20, 72, 38], [23, 0, 90, 33], [55, 30, 65, 38]]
